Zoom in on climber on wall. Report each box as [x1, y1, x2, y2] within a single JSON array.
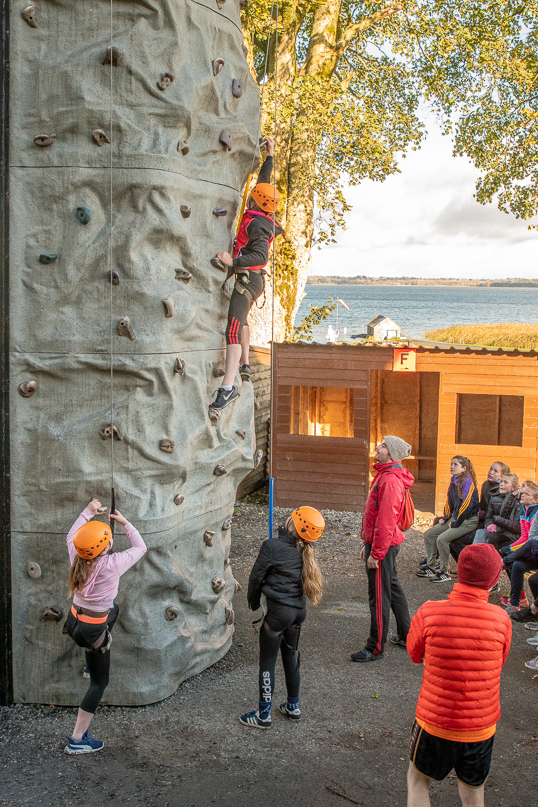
[[209, 136, 283, 416], [63, 499, 147, 754]]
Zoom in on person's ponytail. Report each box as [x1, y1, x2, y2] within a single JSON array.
[[68, 555, 97, 597], [299, 540, 323, 605]]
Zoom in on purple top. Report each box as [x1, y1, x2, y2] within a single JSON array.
[[67, 507, 147, 610]]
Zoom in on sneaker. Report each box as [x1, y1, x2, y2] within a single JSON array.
[[279, 702, 301, 721], [430, 571, 451, 583], [209, 386, 239, 413], [416, 565, 437, 578], [389, 634, 407, 648], [65, 730, 104, 755], [490, 582, 501, 594], [513, 607, 538, 623], [526, 634, 538, 646], [350, 648, 383, 662], [526, 620, 538, 630], [239, 709, 271, 729], [82, 664, 90, 679], [524, 655, 538, 670], [418, 556, 429, 568], [505, 605, 521, 617], [239, 364, 251, 382], [500, 594, 529, 608]]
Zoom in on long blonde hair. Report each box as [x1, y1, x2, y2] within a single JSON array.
[[68, 556, 98, 597], [299, 539, 323, 605]]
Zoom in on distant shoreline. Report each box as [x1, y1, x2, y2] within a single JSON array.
[[307, 276, 538, 287]]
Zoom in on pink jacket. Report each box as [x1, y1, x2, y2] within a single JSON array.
[[67, 507, 147, 610], [361, 462, 415, 560]]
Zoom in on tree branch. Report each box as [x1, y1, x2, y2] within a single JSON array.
[[336, 3, 404, 58]]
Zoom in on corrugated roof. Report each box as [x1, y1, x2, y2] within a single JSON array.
[[279, 340, 538, 357]]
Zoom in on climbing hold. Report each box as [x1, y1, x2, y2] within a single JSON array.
[[213, 207, 228, 217], [173, 358, 186, 375], [203, 530, 215, 547], [232, 79, 244, 98], [236, 429, 246, 440], [219, 130, 233, 151], [213, 464, 227, 477], [225, 606, 235, 626], [177, 140, 190, 155], [42, 606, 63, 622], [160, 438, 175, 454], [117, 317, 135, 340], [242, 44, 248, 57], [76, 206, 91, 225], [222, 518, 232, 531], [212, 58, 225, 76], [27, 561, 41, 579], [253, 449, 263, 469], [175, 268, 192, 283], [210, 255, 226, 272], [209, 408, 221, 424], [92, 129, 111, 146], [39, 253, 58, 264], [216, 0, 226, 8], [254, 397, 260, 411], [99, 423, 123, 441], [165, 606, 179, 621], [34, 134, 55, 148], [213, 368, 225, 378], [162, 297, 176, 318], [180, 205, 191, 218], [96, 506, 108, 515], [102, 46, 121, 66], [234, 579, 242, 593], [19, 381, 38, 398], [107, 270, 120, 286], [224, 556, 231, 569], [240, 0, 249, 8], [174, 494, 185, 506], [212, 576, 226, 594], [157, 72, 174, 91], [22, 5, 37, 27]]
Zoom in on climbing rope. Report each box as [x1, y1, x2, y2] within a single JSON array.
[[268, 0, 279, 539], [108, 1, 116, 535]]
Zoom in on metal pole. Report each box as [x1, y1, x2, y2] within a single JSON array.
[[0, 0, 13, 705], [268, 477, 274, 539]]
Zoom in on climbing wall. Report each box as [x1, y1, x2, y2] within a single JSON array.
[[10, 0, 260, 705]]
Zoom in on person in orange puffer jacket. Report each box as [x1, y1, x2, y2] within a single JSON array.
[[407, 543, 511, 807]]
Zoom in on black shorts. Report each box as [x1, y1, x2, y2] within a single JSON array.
[[409, 720, 494, 788]]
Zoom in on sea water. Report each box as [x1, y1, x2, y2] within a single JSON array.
[[294, 285, 538, 342]]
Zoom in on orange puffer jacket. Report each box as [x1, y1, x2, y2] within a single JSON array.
[[407, 583, 512, 740]]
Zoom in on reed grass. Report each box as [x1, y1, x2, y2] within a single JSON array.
[[424, 324, 538, 351]]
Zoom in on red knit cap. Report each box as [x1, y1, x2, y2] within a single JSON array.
[[457, 544, 503, 590]]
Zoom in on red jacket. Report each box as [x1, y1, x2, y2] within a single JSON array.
[[361, 462, 414, 560], [407, 583, 512, 740]]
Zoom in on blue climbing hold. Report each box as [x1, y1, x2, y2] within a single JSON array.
[[39, 253, 58, 264], [76, 206, 91, 225]]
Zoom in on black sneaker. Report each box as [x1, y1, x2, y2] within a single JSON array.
[[510, 606, 538, 623], [239, 364, 251, 382], [350, 648, 383, 662], [416, 565, 437, 578], [389, 634, 407, 648], [430, 571, 451, 583], [209, 386, 239, 413]]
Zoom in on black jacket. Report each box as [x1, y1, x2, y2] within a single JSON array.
[[491, 492, 521, 537], [479, 480, 500, 527], [247, 527, 306, 610], [233, 156, 283, 269]]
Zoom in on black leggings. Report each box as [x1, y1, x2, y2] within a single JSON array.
[[259, 599, 306, 707], [226, 270, 264, 345], [65, 605, 119, 714]]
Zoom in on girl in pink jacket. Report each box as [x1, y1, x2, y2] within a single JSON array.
[[63, 498, 147, 755]]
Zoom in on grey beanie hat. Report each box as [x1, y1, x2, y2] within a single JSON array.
[[383, 435, 412, 462]]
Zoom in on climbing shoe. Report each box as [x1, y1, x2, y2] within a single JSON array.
[[279, 702, 301, 721], [239, 364, 251, 382], [65, 730, 104, 755], [209, 386, 239, 413], [239, 709, 271, 729]]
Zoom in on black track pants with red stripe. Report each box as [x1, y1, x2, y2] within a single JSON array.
[[226, 270, 265, 345], [364, 543, 410, 655]]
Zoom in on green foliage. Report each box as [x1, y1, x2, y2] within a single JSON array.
[[292, 297, 337, 341]]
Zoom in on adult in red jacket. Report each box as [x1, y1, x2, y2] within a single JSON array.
[[351, 436, 414, 662], [407, 543, 511, 807]]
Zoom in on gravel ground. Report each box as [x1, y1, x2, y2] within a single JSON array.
[[1, 502, 537, 807]]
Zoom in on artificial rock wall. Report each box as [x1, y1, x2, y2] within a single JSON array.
[[10, 0, 260, 705]]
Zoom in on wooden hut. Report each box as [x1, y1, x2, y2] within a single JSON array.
[[273, 342, 538, 513]]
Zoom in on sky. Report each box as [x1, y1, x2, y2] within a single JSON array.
[[310, 120, 537, 280]]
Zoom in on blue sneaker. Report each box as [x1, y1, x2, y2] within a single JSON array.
[[239, 709, 271, 729], [65, 730, 104, 755], [279, 702, 301, 721]]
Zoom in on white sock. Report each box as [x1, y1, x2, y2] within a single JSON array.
[[222, 385, 233, 391]]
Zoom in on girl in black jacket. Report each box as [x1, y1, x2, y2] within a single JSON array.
[[240, 507, 325, 729]]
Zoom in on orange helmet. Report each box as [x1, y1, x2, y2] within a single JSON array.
[[250, 182, 281, 213], [291, 507, 325, 543], [73, 521, 112, 560]]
